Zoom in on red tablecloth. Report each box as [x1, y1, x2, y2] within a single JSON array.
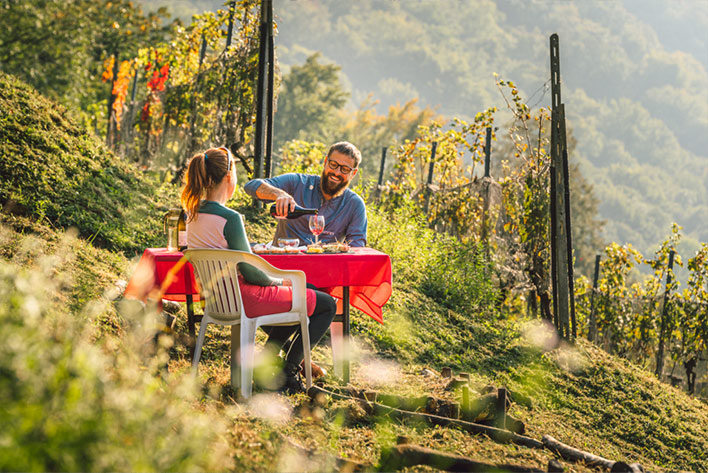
[[124, 247, 392, 323]]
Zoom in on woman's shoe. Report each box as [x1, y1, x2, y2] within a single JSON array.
[[280, 362, 305, 395], [301, 360, 327, 379]]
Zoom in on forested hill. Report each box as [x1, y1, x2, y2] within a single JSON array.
[[143, 0, 708, 261]]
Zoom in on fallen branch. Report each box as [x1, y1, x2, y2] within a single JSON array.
[[309, 386, 543, 449], [542, 435, 646, 472], [542, 435, 613, 469], [379, 444, 545, 473]]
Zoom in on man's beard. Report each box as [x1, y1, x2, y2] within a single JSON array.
[[321, 170, 349, 196]]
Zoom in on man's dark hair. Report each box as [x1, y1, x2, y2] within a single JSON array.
[[327, 141, 362, 168]]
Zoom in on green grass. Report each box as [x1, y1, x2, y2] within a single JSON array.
[[0, 72, 172, 254]]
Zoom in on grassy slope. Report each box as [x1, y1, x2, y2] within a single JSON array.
[[1, 73, 707, 472], [0, 72, 169, 254]]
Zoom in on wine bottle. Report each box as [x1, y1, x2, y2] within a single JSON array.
[[270, 204, 318, 219], [178, 209, 188, 250]]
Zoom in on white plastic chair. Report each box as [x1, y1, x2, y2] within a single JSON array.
[[183, 248, 312, 399]]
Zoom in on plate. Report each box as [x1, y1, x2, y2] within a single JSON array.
[[252, 243, 302, 255], [305, 246, 352, 254]]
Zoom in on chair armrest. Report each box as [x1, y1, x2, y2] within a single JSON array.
[[183, 249, 309, 316]]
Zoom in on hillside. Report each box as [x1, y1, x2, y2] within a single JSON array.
[[1, 74, 707, 472]]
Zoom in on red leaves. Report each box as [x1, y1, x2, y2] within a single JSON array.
[[147, 63, 169, 92], [140, 102, 151, 122]]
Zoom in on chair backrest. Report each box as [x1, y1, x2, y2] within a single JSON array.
[[184, 249, 248, 322]]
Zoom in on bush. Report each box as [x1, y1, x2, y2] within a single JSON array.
[[420, 238, 497, 314], [0, 245, 232, 472]]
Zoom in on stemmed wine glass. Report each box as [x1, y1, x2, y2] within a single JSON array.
[[308, 215, 325, 246]]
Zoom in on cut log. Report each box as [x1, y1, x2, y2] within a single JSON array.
[[463, 393, 497, 421], [329, 386, 458, 418], [542, 435, 614, 469], [308, 386, 543, 449], [379, 444, 545, 473], [446, 377, 470, 390]]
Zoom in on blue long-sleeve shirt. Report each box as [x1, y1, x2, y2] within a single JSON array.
[[243, 173, 368, 247]]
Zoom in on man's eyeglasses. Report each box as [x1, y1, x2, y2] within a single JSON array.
[[326, 158, 355, 175], [219, 146, 234, 173]]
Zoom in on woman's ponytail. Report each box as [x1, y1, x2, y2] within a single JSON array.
[[180, 148, 229, 221]]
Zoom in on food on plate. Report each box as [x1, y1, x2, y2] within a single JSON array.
[[252, 244, 297, 254], [322, 242, 350, 253], [304, 242, 350, 254]]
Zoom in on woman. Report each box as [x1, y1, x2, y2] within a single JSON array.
[[181, 146, 335, 394]]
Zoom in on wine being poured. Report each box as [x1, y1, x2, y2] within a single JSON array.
[[308, 215, 325, 246]]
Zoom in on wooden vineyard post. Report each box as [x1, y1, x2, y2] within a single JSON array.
[[199, 33, 207, 67], [423, 142, 437, 216], [106, 52, 120, 149], [481, 127, 493, 266], [225, 1, 236, 48], [495, 388, 507, 430], [123, 68, 140, 154], [253, 0, 274, 182], [484, 126, 492, 178], [655, 249, 675, 379], [375, 147, 387, 201], [588, 254, 601, 343], [549, 33, 576, 341], [186, 33, 209, 157], [265, 25, 275, 178], [562, 147, 577, 339]]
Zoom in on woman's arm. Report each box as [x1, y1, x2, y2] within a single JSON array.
[[224, 213, 283, 286]]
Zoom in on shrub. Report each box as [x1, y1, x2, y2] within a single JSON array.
[[0, 245, 231, 472], [420, 237, 497, 314]]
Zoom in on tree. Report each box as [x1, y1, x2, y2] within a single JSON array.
[[0, 0, 172, 113], [273, 52, 349, 150], [338, 96, 439, 180]]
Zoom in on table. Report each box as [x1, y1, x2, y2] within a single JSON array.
[[124, 247, 392, 382]]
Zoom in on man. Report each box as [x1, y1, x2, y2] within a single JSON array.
[[244, 141, 367, 247]]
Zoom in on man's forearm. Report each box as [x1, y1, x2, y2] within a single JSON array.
[[244, 179, 297, 216], [248, 180, 287, 201]]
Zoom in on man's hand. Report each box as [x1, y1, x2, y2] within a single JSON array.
[[253, 181, 296, 217], [274, 191, 296, 217]]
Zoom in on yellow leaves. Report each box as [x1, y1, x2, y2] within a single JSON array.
[[101, 56, 115, 82], [112, 60, 135, 129]]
